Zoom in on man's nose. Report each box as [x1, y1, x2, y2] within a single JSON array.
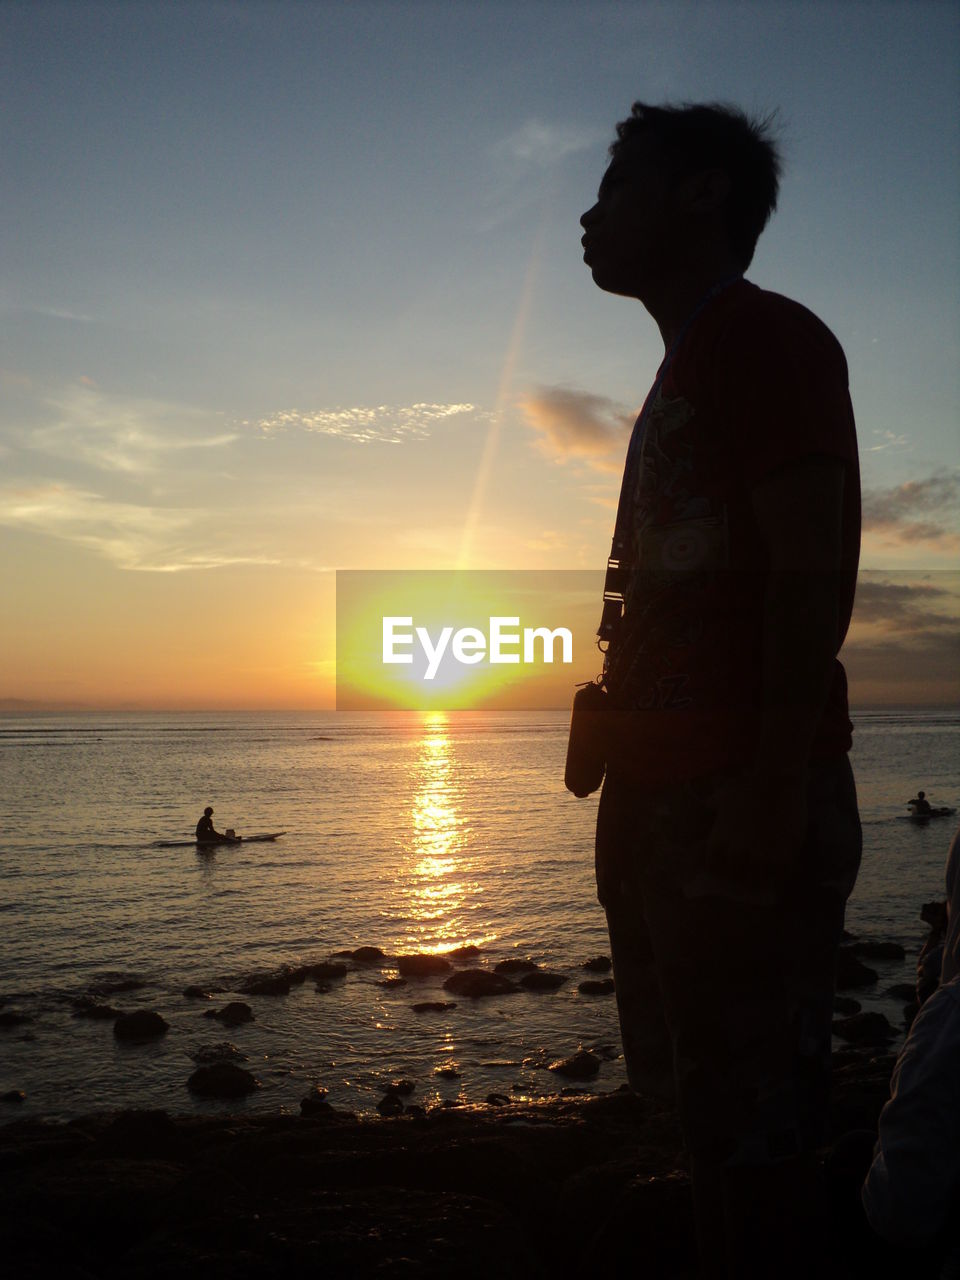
[[580, 203, 599, 228]]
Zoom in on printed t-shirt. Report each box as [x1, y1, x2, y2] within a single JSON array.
[[606, 277, 860, 781]]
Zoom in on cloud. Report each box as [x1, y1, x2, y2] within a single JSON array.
[[851, 577, 958, 635], [0, 481, 294, 573], [253, 402, 478, 444], [25, 384, 239, 475], [862, 472, 960, 545], [519, 386, 634, 471], [844, 573, 960, 702], [492, 119, 599, 169], [864, 428, 910, 453]]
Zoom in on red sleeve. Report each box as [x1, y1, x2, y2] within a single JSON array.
[[713, 292, 856, 491]]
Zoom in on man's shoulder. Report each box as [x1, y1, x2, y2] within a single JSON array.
[[723, 280, 846, 359]]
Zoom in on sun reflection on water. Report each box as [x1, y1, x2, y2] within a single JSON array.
[[398, 712, 488, 952]]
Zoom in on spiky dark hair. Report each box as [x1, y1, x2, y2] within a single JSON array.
[[610, 102, 782, 268]]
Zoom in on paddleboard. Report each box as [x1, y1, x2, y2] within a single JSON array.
[[154, 831, 286, 848], [897, 808, 956, 823]]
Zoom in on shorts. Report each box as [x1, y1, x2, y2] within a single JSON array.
[[596, 754, 862, 1165]]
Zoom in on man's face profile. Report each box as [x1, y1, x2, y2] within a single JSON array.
[[580, 135, 676, 299]]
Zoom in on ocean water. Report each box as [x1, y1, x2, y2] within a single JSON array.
[[0, 708, 957, 1120]]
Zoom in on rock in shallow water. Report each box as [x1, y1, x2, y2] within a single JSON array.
[[397, 953, 452, 977], [582, 955, 612, 973], [520, 971, 567, 992], [549, 1050, 601, 1080], [412, 1001, 456, 1013], [835, 949, 879, 990], [300, 1085, 330, 1115], [113, 1010, 168, 1042], [833, 996, 862, 1016], [1, 1089, 25, 1104], [204, 1001, 254, 1027], [239, 971, 291, 997], [494, 958, 538, 975], [187, 1063, 259, 1098], [579, 979, 616, 996], [832, 1011, 895, 1045], [443, 969, 519, 999]]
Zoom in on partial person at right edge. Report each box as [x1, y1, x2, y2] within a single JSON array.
[[861, 825, 960, 1278]]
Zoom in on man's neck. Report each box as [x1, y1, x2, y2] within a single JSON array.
[[641, 258, 745, 348]]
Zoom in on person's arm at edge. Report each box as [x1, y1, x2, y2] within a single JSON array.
[[862, 980, 960, 1248]]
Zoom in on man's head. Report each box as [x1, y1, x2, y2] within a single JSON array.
[[581, 101, 781, 297], [204, 806, 213, 816]]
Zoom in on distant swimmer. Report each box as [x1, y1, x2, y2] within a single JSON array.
[[907, 791, 933, 816], [195, 806, 237, 843]]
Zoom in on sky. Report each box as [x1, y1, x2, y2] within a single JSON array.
[[1, 0, 958, 709]]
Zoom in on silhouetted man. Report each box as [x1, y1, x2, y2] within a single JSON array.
[[578, 103, 861, 1278], [196, 806, 223, 843], [908, 790, 933, 816]]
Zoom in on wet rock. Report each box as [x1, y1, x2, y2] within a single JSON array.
[[378, 977, 407, 989], [886, 983, 917, 1001], [520, 971, 567, 992], [1, 1089, 25, 1104], [190, 1042, 248, 1065], [349, 947, 386, 965], [435, 1066, 461, 1079], [300, 961, 348, 982], [239, 971, 292, 996], [442, 969, 519, 999], [494, 958, 538, 975], [832, 1011, 895, 1045], [300, 1085, 330, 1115], [182, 985, 220, 1000], [385, 1079, 416, 1097], [549, 1050, 601, 1080], [187, 1062, 259, 1098], [836, 949, 879, 990], [405, 1104, 426, 1117], [377, 1093, 404, 1116], [204, 1001, 254, 1027], [486, 1093, 511, 1106], [0, 1010, 32, 1028], [583, 956, 613, 973], [449, 944, 481, 959], [412, 1001, 456, 1013], [72, 995, 121, 1020], [850, 941, 907, 961], [289, 962, 353, 977], [579, 979, 616, 995], [833, 996, 862, 1015], [90, 977, 146, 997], [397, 953, 452, 978], [114, 1010, 168, 1042]]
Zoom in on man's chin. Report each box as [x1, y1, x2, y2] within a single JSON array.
[[589, 265, 640, 299]]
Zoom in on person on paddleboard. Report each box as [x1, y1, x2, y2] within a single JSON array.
[[196, 806, 234, 843], [908, 791, 933, 816]]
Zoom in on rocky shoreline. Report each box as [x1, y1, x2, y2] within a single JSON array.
[[1, 1046, 896, 1278]]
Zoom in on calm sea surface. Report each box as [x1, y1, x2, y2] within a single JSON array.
[[0, 708, 957, 1119]]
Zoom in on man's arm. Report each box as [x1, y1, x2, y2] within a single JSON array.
[[707, 455, 845, 876], [750, 454, 845, 776]]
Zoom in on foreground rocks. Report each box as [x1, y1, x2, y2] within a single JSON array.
[[0, 1048, 897, 1279]]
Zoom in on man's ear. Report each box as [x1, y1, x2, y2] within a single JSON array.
[[677, 167, 732, 215]]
